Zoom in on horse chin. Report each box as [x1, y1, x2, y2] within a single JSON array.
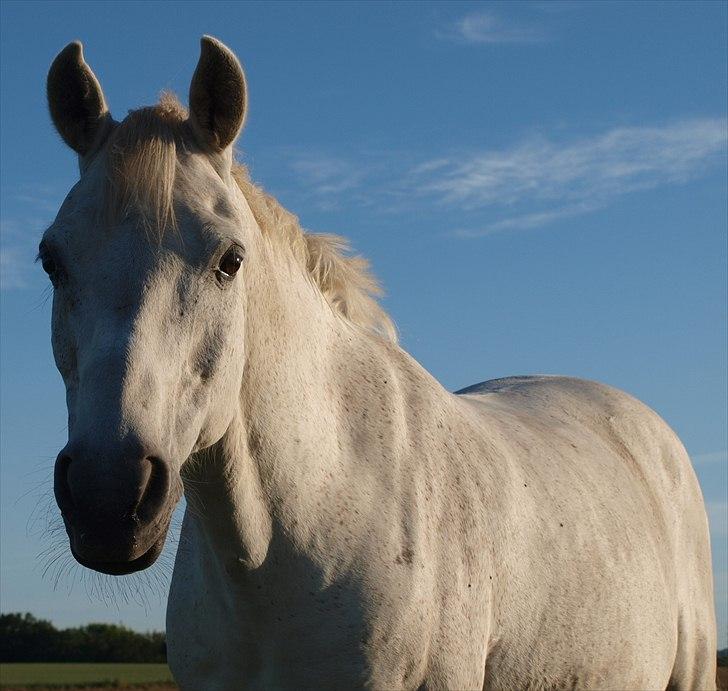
[[70, 531, 167, 576]]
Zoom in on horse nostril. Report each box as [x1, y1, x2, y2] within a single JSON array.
[[53, 453, 74, 516], [135, 456, 171, 522]]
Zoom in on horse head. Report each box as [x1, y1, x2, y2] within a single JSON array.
[[44, 37, 252, 575]]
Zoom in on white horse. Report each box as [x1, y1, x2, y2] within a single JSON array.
[[43, 37, 716, 690]]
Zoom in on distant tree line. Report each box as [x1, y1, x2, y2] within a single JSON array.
[[3, 611, 726, 668], [0, 613, 166, 663]]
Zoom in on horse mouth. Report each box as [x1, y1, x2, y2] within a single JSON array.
[[70, 531, 167, 576]]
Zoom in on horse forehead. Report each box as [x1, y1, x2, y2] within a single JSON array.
[[46, 153, 240, 272], [176, 155, 240, 216], [49, 184, 212, 254]]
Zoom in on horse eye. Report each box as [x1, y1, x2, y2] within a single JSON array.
[[38, 249, 61, 287], [41, 257, 57, 276], [217, 246, 244, 279]]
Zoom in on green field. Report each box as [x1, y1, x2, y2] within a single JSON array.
[[0, 663, 174, 687]]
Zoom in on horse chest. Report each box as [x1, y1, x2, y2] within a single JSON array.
[[167, 576, 430, 689]]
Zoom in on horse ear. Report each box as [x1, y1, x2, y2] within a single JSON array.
[[47, 41, 110, 156], [189, 36, 247, 152]]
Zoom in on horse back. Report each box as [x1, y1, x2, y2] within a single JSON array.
[[456, 374, 702, 512]]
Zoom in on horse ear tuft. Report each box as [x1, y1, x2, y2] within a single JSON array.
[[189, 36, 247, 152], [47, 41, 110, 156]]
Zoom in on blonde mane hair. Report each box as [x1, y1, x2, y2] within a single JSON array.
[[103, 94, 396, 343]]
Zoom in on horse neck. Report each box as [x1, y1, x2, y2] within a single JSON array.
[[185, 233, 447, 571]]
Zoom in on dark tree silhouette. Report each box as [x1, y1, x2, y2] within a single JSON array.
[[0, 613, 166, 662]]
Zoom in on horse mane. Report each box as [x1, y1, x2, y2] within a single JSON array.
[[103, 94, 397, 343]]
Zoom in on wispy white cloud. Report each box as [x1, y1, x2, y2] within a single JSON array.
[[0, 218, 44, 290], [281, 151, 373, 212], [277, 118, 726, 234], [452, 202, 601, 238], [0, 245, 30, 290], [12, 188, 63, 213], [410, 118, 727, 236], [693, 450, 728, 465], [417, 119, 727, 207], [439, 11, 547, 45], [289, 154, 364, 196], [707, 500, 727, 537], [0, 185, 62, 290]]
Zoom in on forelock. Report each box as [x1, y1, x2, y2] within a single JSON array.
[[102, 93, 189, 237]]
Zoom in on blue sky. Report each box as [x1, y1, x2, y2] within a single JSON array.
[[1, 0, 726, 646]]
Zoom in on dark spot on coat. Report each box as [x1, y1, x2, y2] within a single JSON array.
[[395, 547, 414, 565]]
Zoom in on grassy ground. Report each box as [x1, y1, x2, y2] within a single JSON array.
[[0, 664, 174, 688], [1, 661, 725, 689], [718, 665, 727, 691]]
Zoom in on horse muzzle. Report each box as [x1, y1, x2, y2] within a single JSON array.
[[54, 442, 181, 575]]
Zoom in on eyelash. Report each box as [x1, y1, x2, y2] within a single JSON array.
[[37, 248, 62, 288]]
